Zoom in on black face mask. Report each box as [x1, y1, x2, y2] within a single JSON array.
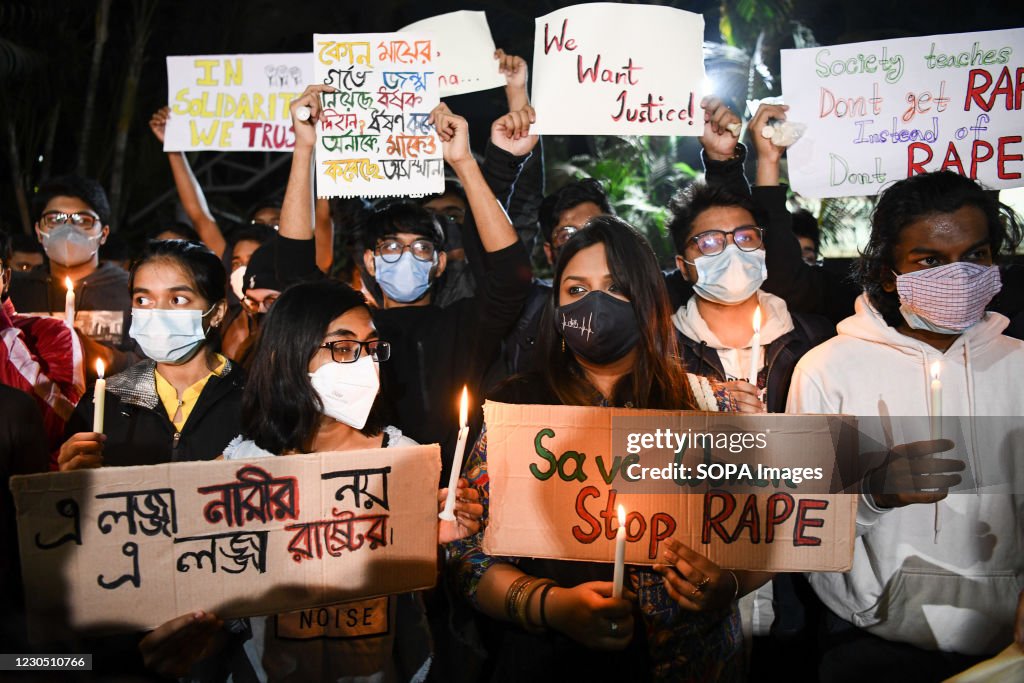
[[555, 291, 641, 365]]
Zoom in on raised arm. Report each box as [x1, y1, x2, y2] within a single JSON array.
[[278, 85, 335, 242], [149, 107, 227, 258]]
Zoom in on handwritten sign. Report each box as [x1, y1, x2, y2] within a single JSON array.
[[11, 446, 440, 638], [529, 3, 705, 136], [165, 53, 311, 152], [782, 28, 1024, 198], [400, 11, 506, 97], [481, 402, 858, 572], [313, 33, 443, 199]]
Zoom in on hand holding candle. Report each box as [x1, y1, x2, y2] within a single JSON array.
[[93, 359, 106, 434], [747, 306, 762, 388], [440, 386, 470, 521], [612, 504, 626, 599]]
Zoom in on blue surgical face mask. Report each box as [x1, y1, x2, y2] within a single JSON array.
[[691, 244, 767, 305], [374, 252, 435, 304], [129, 305, 215, 364]]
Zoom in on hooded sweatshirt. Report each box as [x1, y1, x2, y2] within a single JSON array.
[[787, 294, 1024, 655]]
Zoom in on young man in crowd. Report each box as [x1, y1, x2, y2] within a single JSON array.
[[7, 175, 136, 378], [0, 230, 83, 462], [7, 233, 45, 273], [788, 170, 1024, 681]]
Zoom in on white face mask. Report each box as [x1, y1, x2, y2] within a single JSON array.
[[129, 306, 213, 363], [309, 354, 380, 430], [691, 244, 767, 305], [39, 224, 103, 267], [229, 266, 246, 300]]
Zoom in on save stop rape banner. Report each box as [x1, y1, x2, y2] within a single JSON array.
[[782, 28, 1024, 198], [11, 446, 440, 638], [482, 402, 858, 572]]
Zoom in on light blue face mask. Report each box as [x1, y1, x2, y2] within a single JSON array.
[[374, 252, 435, 303], [691, 244, 767, 305], [129, 305, 215, 364]]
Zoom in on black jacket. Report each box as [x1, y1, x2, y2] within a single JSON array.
[[65, 358, 245, 466], [676, 313, 834, 413]]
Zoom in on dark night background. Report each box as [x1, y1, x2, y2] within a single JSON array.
[[1, 0, 1022, 247]]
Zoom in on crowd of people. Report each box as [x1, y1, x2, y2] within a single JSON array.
[[1, 48, 1023, 683]]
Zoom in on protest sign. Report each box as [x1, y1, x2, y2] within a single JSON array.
[[165, 53, 311, 152], [23, 310, 126, 346], [400, 11, 506, 97], [313, 33, 444, 198], [781, 28, 1024, 198], [481, 402, 858, 572], [11, 446, 440, 638], [529, 3, 705, 136]]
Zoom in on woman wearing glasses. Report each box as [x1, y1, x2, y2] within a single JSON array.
[[138, 278, 482, 681]]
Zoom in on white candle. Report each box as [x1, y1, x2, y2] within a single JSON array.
[[93, 359, 106, 434], [929, 361, 942, 440], [748, 306, 762, 387], [612, 504, 627, 599], [295, 105, 311, 122], [725, 122, 741, 136], [64, 276, 75, 326], [439, 386, 470, 521]]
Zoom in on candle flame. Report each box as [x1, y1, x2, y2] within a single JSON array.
[[64, 276, 73, 291], [752, 305, 762, 333], [617, 504, 626, 526], [930, 360, 941, 381], [95, 359, 105, 379], [458, 385, 468, 428]]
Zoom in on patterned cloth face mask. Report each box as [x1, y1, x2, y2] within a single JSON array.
[[895, 262, 1002, 334]]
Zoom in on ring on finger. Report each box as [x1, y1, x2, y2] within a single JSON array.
[[696, 576, 711, 592], [609, 620, 619, 634]]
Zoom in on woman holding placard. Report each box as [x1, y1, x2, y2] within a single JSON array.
[[58, 239, 241, 469], [449, 217, 772, 681]]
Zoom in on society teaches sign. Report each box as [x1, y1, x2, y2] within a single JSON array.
[[11, 446, 440, 638], [782, 28, 1024, 198], [481, 402, 858, 572]]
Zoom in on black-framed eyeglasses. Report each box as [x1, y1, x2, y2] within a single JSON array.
[[40, 211, 101, 231], [689, 225, 764, 257], [551, 225, 579, 248], [375, 239, 437, 263], [320, 339, 391, 363]]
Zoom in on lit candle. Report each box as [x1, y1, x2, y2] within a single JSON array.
[[612, 504, 627, 599], [930, 361, 942, 440], [439, 386, 470, 521], [747, 305, 762, 387], [93, 359, 106, 434], [64, 276, 75, 326]]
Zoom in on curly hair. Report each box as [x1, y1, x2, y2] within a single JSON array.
[[857, 171, 1022, 326]]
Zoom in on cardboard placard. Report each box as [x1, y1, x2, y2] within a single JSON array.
[[400, 11, 507, 97], [11, 446, 440, 638], [165, 53, 312, 152], [529, 3, 705, 135], [313, 33, 443, 198], [481, 402, 857, 572], [781, 28, 1024, 198]]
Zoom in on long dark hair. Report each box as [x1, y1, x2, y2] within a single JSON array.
[[242, 279, 386, 454], [537, 215, 694, 410], [857, 171, 1023, 326]]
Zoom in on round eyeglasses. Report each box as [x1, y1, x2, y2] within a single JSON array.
[[375, 239, 437, 263], [320, 340, 391, 363], [689, 226, 764, 257]]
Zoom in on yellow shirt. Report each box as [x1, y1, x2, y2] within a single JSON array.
[[155, 354, 228, 431]]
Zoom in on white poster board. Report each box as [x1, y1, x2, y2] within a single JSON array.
[[529, 2, 705, 136], [165, 53, 311, 151], [782, 28, 1024, 198], [400, 11, 506, 97], [313, 33, 444, 198]]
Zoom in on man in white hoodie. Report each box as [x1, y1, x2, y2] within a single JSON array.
[[787, 170, 1024, 681]]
